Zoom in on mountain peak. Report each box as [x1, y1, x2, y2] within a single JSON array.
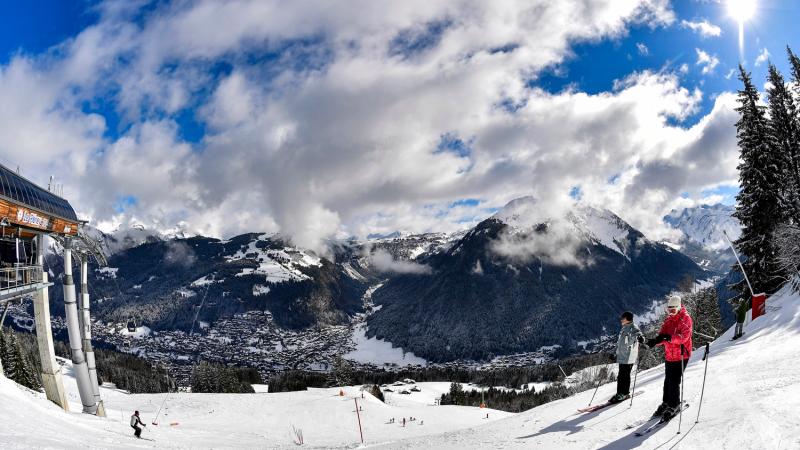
[[664, 203, 740, 251]]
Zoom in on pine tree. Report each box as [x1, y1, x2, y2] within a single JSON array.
[[0, 330, 8, 377], [692, 288, 723, 348], [1, 330, 18, 380], [327, 355, 354, 387], [787, 47, 800, 221], [10, 334, 41, 391], [766, 62, 800, 222], [733, 65, 786, 303]]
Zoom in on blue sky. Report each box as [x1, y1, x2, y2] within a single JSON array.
[[536, 1, 798, 125], [0, 1, 797, 245]]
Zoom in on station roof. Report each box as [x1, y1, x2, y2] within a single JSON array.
[[0, 164, 78, 222]]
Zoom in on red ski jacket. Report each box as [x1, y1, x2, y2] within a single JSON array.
[[657, 306, 693, 361]]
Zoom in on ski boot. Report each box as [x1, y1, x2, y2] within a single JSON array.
[[651, 402, 668, 418]]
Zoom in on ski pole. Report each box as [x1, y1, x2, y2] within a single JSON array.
[[629, 344, 643, 408], [677, 345, 687, 434], [588, 367, 604, 407], [695, 343, 710, 424]]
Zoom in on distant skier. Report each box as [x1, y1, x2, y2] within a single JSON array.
[[608, 311, 645, 403], [131, 411, 146, 438], [733, 297, 748, 339], [646, 295, 693, 421]]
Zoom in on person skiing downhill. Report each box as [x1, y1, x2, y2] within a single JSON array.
[[131, 411, 146, 438], [646, 295, 693, 421], [608, 311, 645, 403]]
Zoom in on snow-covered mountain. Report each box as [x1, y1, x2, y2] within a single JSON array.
[[664, 204, 740, 250], [495, 196, 641, 259], [3, 278, 797, 448], [366, 197, 705, 362], [664, 204, 741, 274], [80, 224, 166, 256]]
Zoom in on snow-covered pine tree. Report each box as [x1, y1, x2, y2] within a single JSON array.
[[9, 333, 41, 391], [327, 355, 353, 387], [733, 65, 786, 302], [0, 330, 7, 376], [693, 287, 723, 347], [766, 63, 800, 222], [774, 223, 800, 291]]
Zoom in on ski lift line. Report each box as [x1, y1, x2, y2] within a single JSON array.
[[722, 230, 755, 298], [189, 273, 214, 337]]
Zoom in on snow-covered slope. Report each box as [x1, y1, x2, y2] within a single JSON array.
[[1, 280, 798, 448], [0, 367, 512, 448], [377, 281, 800, 449], [664, 204, 740, 251]]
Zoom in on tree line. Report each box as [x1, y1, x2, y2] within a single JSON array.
[[733, 48, 800, 309]]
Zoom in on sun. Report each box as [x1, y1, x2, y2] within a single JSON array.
[[727, 0, 756, 24]]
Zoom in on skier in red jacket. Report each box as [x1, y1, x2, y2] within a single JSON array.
[[646, 294, 693, 421]]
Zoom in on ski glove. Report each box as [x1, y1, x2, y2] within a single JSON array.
[[637, 335, 645, 344], [656, 333, 671, 343], [646, 338, 658, 348], [608, 353, 616, 362]]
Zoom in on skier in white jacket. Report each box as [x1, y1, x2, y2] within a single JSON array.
[[609, 311, 645, 403]]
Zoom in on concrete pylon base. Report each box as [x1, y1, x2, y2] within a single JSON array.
[[41, 371, 70, 412]]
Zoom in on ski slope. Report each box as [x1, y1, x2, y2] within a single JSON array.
[[1, 282, 799, 449], [0, 368, 513, 448], [376, 282, 800, 449]]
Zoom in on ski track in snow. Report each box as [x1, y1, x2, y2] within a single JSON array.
[[1, 281, 799, 449]]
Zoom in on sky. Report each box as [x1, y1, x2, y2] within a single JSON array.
[[0, 0, 797, 251]]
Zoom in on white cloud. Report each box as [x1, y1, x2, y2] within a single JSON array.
[[0, 0, 748, 255], [368, 249, 432, 274], [695, 48, 719, 74], [755, 47, 770, 66], [725, 68, 736, 80], [680, 19, 721, 38], [636, 42, 649, 56]]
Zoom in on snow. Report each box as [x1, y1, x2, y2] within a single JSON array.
[[661, 241, 682, 251], [190, 276, 217, 287], [252, 284, 270, 296], [95, 267, 119, 278], [372, 280, 800, 449], [342, 261, 367, 281], [493, 197, 635, 258], [175, 288, 196, 298], [118, 326, 151, 339], [664, 204, 741, 251], [345, 323, 428, 366], [227, 236, 321, 284], [572, 206, 632, 258], [2, 280, 799, 449], [0, 370, 512, 448], [345, 282, 427, 366]]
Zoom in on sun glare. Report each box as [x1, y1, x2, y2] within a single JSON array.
[[727, 0, 756, 24]]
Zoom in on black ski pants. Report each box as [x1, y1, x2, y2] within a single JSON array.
[[663, 359, 689, 407], [132, 424, 142, 438], [616, 364, 633, 395]]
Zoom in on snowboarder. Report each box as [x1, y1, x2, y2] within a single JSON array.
[[131, 411, 146, 438], [646, 295, 693, 421], [608, 311, 645, 403]]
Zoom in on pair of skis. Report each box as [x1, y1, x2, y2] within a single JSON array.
[[633, 402, 690, 437], [576, 391, 643, 413]]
